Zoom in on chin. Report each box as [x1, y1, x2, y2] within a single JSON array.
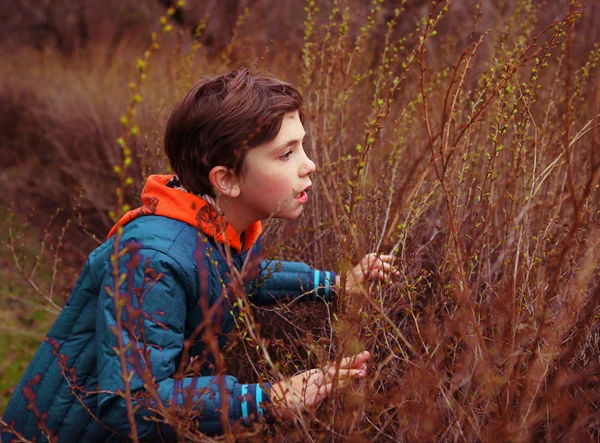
[[278, 207, 304, 220]]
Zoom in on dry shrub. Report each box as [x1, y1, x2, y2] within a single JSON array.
[[2, 0, 600, 441]]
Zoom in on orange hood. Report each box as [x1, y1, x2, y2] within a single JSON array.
[[107, 175, 262, 252]]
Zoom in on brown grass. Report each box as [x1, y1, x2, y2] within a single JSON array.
[[1, 0, 600, 441]]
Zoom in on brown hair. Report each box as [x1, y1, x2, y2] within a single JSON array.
[[164, 69, 304, 197]]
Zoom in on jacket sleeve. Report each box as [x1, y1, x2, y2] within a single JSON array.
[[96, 247, 273, 438], [247, 259, 337, 306]]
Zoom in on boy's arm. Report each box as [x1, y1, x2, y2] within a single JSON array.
[[248, 254, 396, 305], [247, 259, 336, 306], [96, 248, 273, 438]]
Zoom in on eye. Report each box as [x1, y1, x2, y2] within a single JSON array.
[[279, 149, 293, 161]]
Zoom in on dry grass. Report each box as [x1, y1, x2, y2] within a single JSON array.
[[1, 0, 600, 441]]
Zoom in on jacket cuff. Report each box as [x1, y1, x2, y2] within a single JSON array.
[[232, 383, 276, 426], [311, 270, 336, 303]]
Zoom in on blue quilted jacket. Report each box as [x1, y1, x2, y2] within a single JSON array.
[[2, 176, 336, 442]]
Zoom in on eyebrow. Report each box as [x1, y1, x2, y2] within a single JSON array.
[[276, 134, 307, 151]]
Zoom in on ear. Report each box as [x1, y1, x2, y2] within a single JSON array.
[[208, 166, 240, 198]]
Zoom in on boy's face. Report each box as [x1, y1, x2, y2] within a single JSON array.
[[235, 110, 315, 221]]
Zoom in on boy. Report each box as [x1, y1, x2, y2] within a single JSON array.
[[2, 69, 393, 441]]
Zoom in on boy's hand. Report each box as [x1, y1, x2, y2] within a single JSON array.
[[269, 351, 370, 419], [336, 253, 397, 296]]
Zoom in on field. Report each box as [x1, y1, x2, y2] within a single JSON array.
[[1, 0, 599, 441]]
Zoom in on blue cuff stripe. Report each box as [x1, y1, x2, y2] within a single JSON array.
[[324, 271, 330, 302], [313, 269, 320, 300], [256, 385, 263, 418], [241, 385, 249, 425]]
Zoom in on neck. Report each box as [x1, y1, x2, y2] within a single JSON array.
[[215, 195, 256, 234]]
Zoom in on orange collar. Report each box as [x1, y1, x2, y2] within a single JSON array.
[[107, 175, 262, 252]]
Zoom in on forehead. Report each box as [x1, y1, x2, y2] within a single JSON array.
[[285, 110, 299, 121], [243, 111, 305, 164], [271, 111, 305, 141]]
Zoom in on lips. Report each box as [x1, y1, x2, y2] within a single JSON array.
[[294, 185, 311, 204]]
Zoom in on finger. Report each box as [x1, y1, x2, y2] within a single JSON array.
[[371, 269, 400, 281], [370, 259, 385, 271], [368, 270, 386, 280], [345, 369, 367, 378], [306, 365, 370, 407], [361, 253, 379, 267], [322, 354, 369, 378], [378, 261, 400, 275], [336, 351, 371, 370], [353, 351, 371, 368], [365, 254, 396, 269], [324, 368, 367, 381], [373, 262, 393, 272], [364, 253, 393, 263]]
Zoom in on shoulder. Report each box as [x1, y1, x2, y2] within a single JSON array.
[[113, 216, 199, 260], [88, 216, 207, 282], [122, 215, 197, 243]]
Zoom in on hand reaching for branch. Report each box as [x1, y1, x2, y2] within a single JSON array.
[[269, 351, 370, 419], [336, 253, 397, 296]]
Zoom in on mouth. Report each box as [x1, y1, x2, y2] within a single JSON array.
[[294, 185, 311, 203]]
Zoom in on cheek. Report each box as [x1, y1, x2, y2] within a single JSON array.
[[254, 173, 294, 201], [262, 175, 292, 195], [241, 158, 295, 200], [252, 165, 285, 185]]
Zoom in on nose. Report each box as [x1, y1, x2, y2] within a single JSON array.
[[300, 149, 316, 177], [304, 157, 317, 175]]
